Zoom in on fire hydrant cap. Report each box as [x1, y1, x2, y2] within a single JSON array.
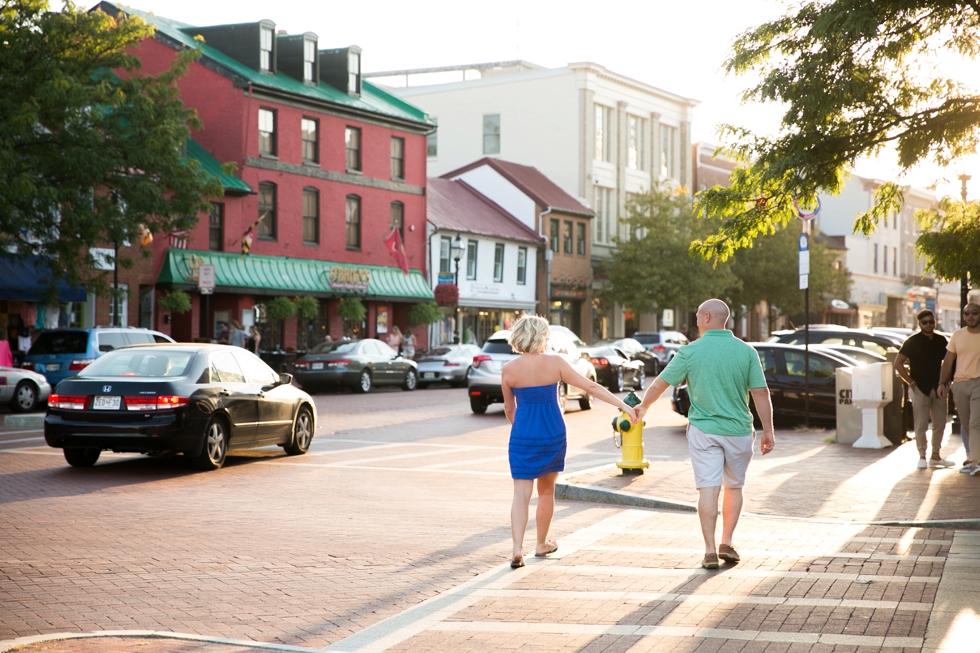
[[623, 391, 641, 408]]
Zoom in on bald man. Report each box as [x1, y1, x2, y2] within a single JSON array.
[[938, 302, 980, 474], [635, 299, 775, 569]]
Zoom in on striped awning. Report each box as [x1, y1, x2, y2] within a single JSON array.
[[156, 250, 433, 301]]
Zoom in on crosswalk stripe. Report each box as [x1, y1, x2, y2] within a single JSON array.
[[543, 564, 941, 583], [583, 544, 946, 562]]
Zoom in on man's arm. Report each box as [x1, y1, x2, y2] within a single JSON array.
[[750, 387, 775, 454], [634, 376, 671, 423], [893, 353, 914, 390], [938, 351, 956, 398]]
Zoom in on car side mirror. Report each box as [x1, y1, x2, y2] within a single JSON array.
[[278, 373, 293, 386]]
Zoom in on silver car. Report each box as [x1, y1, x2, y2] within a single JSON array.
[[632, 331, 690, 366], [416, 344, 481, 388], [467, 329, 597, 414], [0, 366, 51, 412]]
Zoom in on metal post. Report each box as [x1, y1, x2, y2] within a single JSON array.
[[454, 257, 461, 344], [804, 285, 810, 428], [113, 242, 119, 327], [961, 174, 971, 325]]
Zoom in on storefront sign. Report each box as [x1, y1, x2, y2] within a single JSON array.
[[552, 287, 585, 299], [438, 274, 455, 285], [328, 267, 371, 291], [472, 284, 500, 295]]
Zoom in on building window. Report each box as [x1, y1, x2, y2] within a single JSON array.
[[302, 188, 319, 244], [893, 247, 897, 276], [439, 236, 452, 275], [301, 118, 318, 163], [594, 188, 613, 244], [883, 246, 888, 275], [873, 243, 878, 273], [576, 222, 586, 255], [483, 114, 500, 155], [595, 105, 612, 162], [259, 108, 276, 156], [108, 283, 129, 327], [466, 239, 478, 279], [427, 118, 438, 157], [208, 203, 223, 251], [661, 124, 677, 180], [260, 26, 273, 72], [303, 39, 316, 82], [563, 221, 573, 254], [258, 183, 276, 240], [390, 201, 404, 240], [390, 137, 405, 180], [493, 243, 504, 282], [345, 195, 360, 249], [348, 50, 361, 94], [628, 116, 645, 170], [517, 247, 527, 285], [550, 218, 559, 252], [345, 127, 361, 171]]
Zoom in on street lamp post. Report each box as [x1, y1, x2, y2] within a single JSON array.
[[450, 233, 464, 344], [960, 173, 971, 325]]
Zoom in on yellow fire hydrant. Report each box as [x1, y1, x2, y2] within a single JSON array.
[[612, 390, 649, 475]]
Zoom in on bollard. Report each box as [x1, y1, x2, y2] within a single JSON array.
[[611, 390, 649, 475]]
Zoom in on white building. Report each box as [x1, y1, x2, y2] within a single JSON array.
[[427, 177, 542, 346], [368, 61, 698, 340]]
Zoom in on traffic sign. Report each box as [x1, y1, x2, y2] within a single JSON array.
[[198, 264, 216, 291], [798, 234, 810, 276]]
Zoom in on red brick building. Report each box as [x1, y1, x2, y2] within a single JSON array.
[[93, 3, 434, 353]]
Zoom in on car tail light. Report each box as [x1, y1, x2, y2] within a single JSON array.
[[294, 361, 310, 370], [69, 358, 95, 371], [443, 362, 460, 367], [470, 390, 482, 396], [124, 396, 189, 411], [472, 355, 492, 369], [591, 358, 609, 367], [653, 345, 666, 353], [49, 394, 87, 410], [327, 359, 351, 366], [21, 361, 34, 371]]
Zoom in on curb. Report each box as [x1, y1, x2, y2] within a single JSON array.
[[3, 414, 44, 429], [0, 630, 316, 653]]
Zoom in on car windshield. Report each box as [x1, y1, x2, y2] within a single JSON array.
[[78, 349, 194, 378], [28, 331, 88, 355], [589, 347, 618, 358], [483, 340, 516, 354], [633, 334, 660, 344]]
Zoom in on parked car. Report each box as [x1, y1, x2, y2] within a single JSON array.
[[632, 331, 690, 366], [416, 344, 481, 388], [292, 339, 418, 393], [23, 327, 176, 387], [44, 344, 315, 470], [0, 366, 51, 412], [811, 344, 887, 365], [770, 327, 903, 359], [467, 328, 597, 414], [670, 342, 859, 426], [581, 345, 645, 392], [594, 337, 660, 375]]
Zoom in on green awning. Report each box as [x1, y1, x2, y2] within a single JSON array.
[[185, 139, 253, 195], [157, 250, 434, 301]]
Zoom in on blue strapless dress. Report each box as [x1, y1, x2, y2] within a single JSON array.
[[508, 384, 567, 480]]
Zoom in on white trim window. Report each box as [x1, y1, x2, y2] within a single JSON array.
[[466, 239, 478, 280], [493, 243, 504, 282], [517, 247, 527, 285]]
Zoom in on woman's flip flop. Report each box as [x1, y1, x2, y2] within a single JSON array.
[[510, 556, 525, 569], [534, 540, 558, 557]]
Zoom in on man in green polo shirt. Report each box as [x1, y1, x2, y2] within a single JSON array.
[[635, 299, 775, 569]]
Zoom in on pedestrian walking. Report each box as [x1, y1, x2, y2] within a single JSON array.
[[502, 315, 638, 569], [938, 303, 980, 474], [895, 309, 953, 469], [229, 321, 247, 348], [247, 325, 262, 354], [387, 325, 403, 353], [634, 299, 775, 569], [402, 328, 416, 359]]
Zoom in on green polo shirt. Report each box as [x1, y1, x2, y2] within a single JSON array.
[[659, 329, 767, 436]]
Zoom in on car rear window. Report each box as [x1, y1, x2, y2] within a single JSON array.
[[79, 350, 193, 378], [28, 331, 89, 355], [483, 340, 515, 354], [125, 332, 155, 345], [97, 332, 128, 352], [633, 334, 661, 345]]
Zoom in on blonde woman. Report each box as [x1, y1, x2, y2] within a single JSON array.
[[502, 315, 638, 568], [387, 325, 403, 352]]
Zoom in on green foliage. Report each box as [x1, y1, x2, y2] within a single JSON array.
[[158, 290, 191, 314], [0, 1, 224, 299], [727, 227, 852, 320], [599, 184, 738, 318], [693, 0, 980, 262], [338, 297, 366, 323], [408, 301, 442, 326], [916, 200, 980, 282], [294, 296, 319, 320], [265, 297, 296, 321]]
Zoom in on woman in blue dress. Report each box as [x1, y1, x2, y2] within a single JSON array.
[[502, 315, 638, 568]]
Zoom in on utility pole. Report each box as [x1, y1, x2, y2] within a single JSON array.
[[960, 173, 971, 325]]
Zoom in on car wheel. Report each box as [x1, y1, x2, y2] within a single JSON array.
[[10, 381, 38, 413], [64, 447, 100, 468], [635, 368, 646, 390], [402, 369, 418, 391], [284, 406, 314, 456], [578, 391, 594, 411], [192, 416, 228, 471], [610, 369, 624, 393], [470, 396, 487, 414], [356, 370, 372, 393], [558, 383, 568, 412]]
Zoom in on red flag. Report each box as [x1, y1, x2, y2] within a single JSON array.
[[383, 227, 409, 274]]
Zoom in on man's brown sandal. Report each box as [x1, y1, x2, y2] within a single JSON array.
[[718, 544, 740, 563], [701, 553, 719, 569]]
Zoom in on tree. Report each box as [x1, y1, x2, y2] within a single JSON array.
[[916, 199, 980, 281], [0, 1, 224, 297], [693, 0, 980, 263], [727, 226, 852, 324], [599, 184, 737, 326]]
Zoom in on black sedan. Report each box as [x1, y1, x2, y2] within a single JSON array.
[[293, 339, 418, 393], [44, 344, 316, 470], [671, 343, 858, 426], [594, 337, 660, 375], [582, 345, 645, 392]]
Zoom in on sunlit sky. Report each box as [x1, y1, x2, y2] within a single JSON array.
[[67, 0, 974, 199]]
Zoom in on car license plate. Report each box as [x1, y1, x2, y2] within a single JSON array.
[[93, 396, 121, 410], [422, 373, 435, 379], [47, 363, 61, 371], [311, 362, 324, 370]]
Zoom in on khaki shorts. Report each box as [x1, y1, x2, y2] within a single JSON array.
[[687, 423, 754, 489]]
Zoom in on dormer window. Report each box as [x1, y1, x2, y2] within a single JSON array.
[[303, 39, 315, 82], [348, 50, 360, 95], [260, 26, 273, 72]]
